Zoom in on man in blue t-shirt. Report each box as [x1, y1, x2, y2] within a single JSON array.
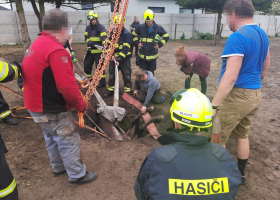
[[211, 0, 270, 185]]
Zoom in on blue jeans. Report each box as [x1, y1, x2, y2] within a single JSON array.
[[28, 110, 86, 181]]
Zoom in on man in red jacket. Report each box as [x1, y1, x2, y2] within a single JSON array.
[[21, 9, 97, 186]]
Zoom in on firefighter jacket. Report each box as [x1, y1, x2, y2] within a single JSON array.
[[132, 22, 169, 62], [108, 27, 133, 62], [131, 21, 140, 33], [22, 32, 87, 113], [134, 133, 241, 200], [0, 134, 17, 199], [85, 22, 107, 54], [0, 61, 20, 83]]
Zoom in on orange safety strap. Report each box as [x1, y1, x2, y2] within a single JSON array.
[[76, 78, 89, 88], [11, 107, 33, 119], [78, 91, 96, 128], [78, 112, 84, 128]]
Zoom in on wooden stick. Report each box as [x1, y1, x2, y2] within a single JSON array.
[[0, 84, 23, 98], [75, 121, 111, 140], [113, 60, 119, 107]]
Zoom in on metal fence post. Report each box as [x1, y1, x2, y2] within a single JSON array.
[[192, 14, 196, 39], [213, 14, 217, 36], [267, 15, 270, 36], [170, 13, 174, 40]]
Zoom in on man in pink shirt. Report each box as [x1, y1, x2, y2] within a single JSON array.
[[175, 46, 211, 95]]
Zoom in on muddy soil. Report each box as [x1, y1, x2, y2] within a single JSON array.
[[0, 38, 279, 200]]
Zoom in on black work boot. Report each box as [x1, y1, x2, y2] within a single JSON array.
[[2, 114, 17, 125], [52, 170, 67, 177], [127, 90, 134, 96], [104, 90, 114, 97], [68, 172, 98, 187], [97, 78, 106, 88]]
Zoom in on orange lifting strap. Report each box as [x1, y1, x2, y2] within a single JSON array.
[[78, 0, 130, 128]]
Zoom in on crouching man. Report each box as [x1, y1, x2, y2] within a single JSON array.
[[134, 89, 241, 200], [133, 69, 166, 114]]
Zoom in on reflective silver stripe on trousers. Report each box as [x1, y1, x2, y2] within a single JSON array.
[[0, 178, 16, 197]]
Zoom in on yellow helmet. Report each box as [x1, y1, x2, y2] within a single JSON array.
[[170, 88, 213, 130], [143, 9, 154, 21], [87, 11, 99, 21], [113, 15, 126, 24]]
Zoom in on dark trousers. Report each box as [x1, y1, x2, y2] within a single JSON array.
[[138, 88, 162, 104], [63, 40, 72, 52], [185, 73, 207, 95], [0, 148, 18, 200], [0, 91, 11, 120], [131, 42, 138, 56], [107, 57, 132, 93], [139, 59, 157, 75], [83, 51, 106, 85]]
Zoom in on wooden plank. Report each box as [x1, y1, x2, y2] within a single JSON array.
[[122, 92, 161, 140]]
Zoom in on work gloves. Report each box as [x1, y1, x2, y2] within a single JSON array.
[[90, 43, 97, 49], [70, 51, 78, 63]]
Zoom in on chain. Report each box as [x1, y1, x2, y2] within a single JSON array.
[[83, 0, 130, 101]]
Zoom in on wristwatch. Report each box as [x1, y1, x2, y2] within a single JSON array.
[[212, 106, 219, 110]]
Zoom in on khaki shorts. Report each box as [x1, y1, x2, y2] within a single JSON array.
[[218, 88, 262, 145]]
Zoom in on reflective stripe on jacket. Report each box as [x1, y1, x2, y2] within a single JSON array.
[[0, 61, 20, 83], [85, 22, 107, 54], [107, 27, 133, 62], [132, 21, 169, 61]]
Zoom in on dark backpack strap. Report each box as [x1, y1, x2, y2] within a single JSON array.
[[212, 143, 228, 161], [154, 144, 178, 163]]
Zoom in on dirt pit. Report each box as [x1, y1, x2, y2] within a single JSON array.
[[0, 39, 280, 200]]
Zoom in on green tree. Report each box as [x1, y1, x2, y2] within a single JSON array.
[[174, 0, 273, 46], [30, 0, 45, 32], [268, 0, 280, 36], [4, 0, 112, 47], [26, 0, 113, 31]]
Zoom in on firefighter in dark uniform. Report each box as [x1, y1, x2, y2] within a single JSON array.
[[0, 61, 22, 125], [104, 15, 133, 97], [84, 11, 107, 87], [134, 88, 241, 200], [130, 16, 140, 56], [132, 9, 169, 75], [0, 60, 19, 200]]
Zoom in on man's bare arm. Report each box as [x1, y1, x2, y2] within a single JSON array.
[[261, 49, 270, 80], [212, 56, 243, 107], [69, 34, 73, 46]]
